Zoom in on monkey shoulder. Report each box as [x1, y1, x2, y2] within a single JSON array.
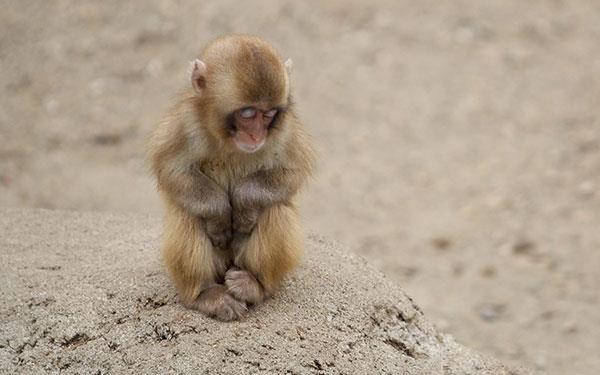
[[284, 127, 316, 173]]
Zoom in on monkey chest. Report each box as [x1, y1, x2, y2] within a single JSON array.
[[199, 159, 263, 190]]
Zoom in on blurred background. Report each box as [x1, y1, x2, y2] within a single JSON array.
[[2, 1, 599, 373]]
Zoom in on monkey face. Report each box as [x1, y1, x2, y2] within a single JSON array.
[[227, 104, 282, 153]]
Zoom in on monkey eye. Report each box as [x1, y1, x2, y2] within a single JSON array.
[[264, 109, 278, 118], [239, 107, 257, 119]]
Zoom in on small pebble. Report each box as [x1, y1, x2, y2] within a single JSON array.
[[512, 240, 535, 255], [477, 303, 505, 322]]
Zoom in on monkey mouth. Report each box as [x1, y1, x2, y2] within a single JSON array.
[[233, 133, 266, 153]]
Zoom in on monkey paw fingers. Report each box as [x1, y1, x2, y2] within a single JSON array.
[[213, 293, 248, 321], [204, 219, 232, 249], [194, 285, 247, 321], [225, 268, 264, 305], [232, 211, 258, 234], [207, 229, 231, 249]]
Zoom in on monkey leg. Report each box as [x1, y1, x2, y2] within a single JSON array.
[[228, 203, 302, 304], [162, 202, 246, 321]]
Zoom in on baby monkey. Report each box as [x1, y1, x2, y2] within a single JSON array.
[[147, 35, 315, 321]]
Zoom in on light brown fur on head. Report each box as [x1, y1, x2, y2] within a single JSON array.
[[201, 35, 290, 108]]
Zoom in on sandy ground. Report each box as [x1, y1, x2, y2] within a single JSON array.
[[1, 209, 519, 374], [1, 1, 599, 373]]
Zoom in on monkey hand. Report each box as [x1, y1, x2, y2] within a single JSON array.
[[204, 216, 232, 249], [232, 206, 260, 234]]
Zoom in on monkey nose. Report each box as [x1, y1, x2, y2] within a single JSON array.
[[244, 121, 265, 139]]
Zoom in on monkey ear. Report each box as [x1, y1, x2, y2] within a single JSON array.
[[189, 59, 207, 95], [284, 58, 293, 73]]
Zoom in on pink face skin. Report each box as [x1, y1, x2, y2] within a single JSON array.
[[231, 106, 278, 153]]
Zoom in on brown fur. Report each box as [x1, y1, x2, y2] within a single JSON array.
[[147, 35, 315, 321]]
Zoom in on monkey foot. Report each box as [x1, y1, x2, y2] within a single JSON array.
[[225, 267, 265, 305], [192, 285, 247, 321]]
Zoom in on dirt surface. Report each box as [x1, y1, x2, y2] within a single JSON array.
[[1, 1, 599, 374], [0, 209, 523, 374]]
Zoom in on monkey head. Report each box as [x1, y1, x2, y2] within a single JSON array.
[[190, 35, 293, 153]]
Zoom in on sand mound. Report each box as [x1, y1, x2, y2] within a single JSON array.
[[0, 209, 524, 374]]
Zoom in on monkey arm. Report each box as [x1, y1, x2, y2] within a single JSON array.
[[157, 160, 232, 248], [231, 167, 305, 233]]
